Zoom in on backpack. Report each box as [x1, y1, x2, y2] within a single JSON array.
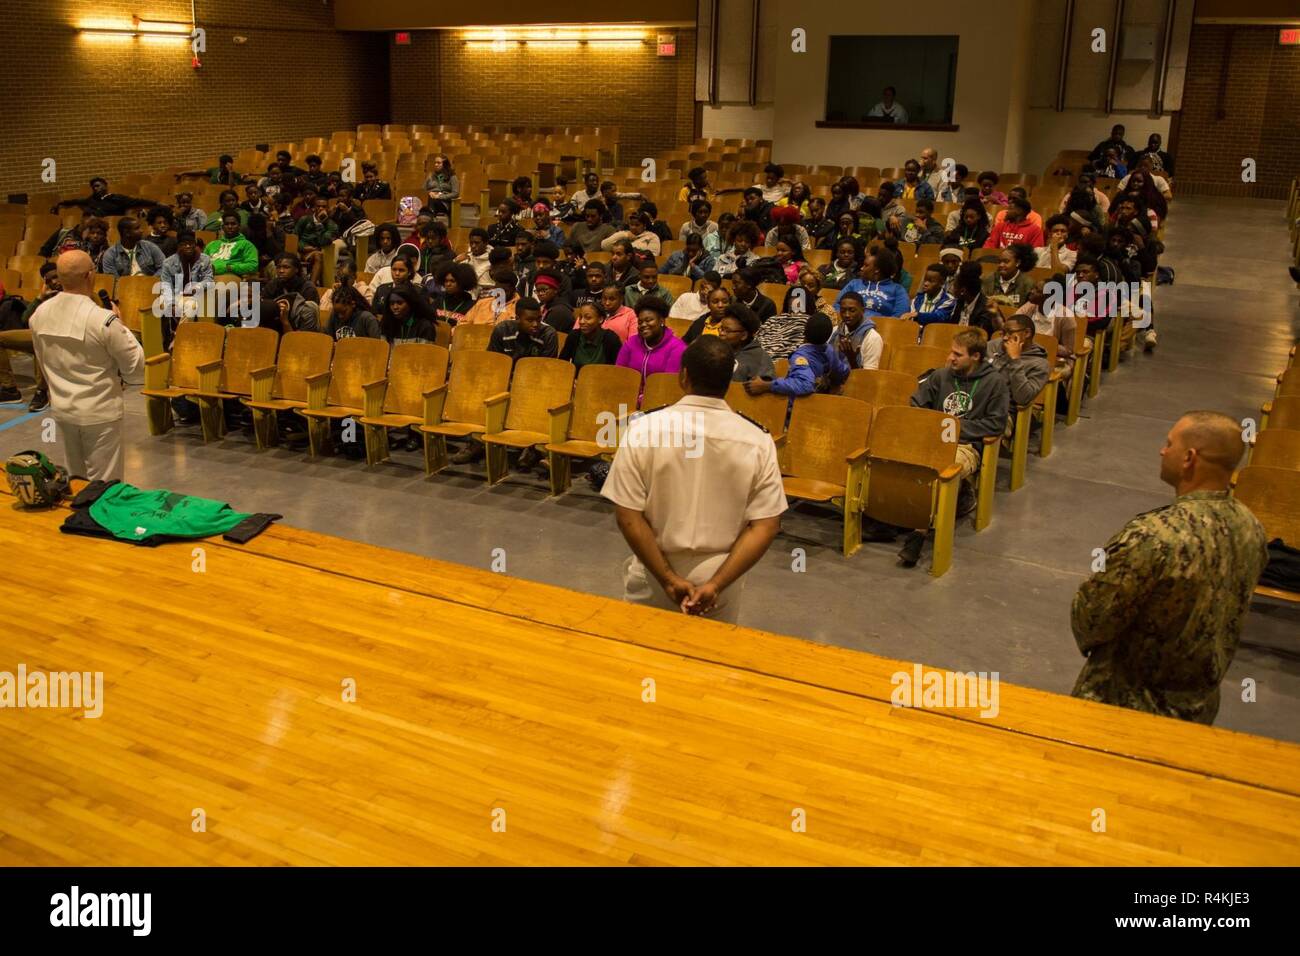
[[746, 256, 786, 284], [0, 294, 29, 332]]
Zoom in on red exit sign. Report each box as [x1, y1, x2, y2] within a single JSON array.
[[395, 31, 411, 45], [657, 33, 676, 56], [1280, 28, 1300, 45]]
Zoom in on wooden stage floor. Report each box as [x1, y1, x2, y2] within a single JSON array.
[[2, 493, 1298, 866]]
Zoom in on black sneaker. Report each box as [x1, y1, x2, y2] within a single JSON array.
[[0, 386, 21, 403], [27, 390, 49, 412], [898, 531, 926, 568], [956, 482, 977, 518], [517, 446, 540, 470]]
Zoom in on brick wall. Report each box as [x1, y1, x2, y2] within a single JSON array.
[[389, 31, 699, 167], [1174, 25, 1300, 199], [0, 0, 388, 198]]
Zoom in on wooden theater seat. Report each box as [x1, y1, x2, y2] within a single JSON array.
[[190, 326, 279, 443], [725, 382, 788, 444], [451, 323, 493, 352], [889, 344, 947, 379], [481, 357, 576, 485], [544, 364, 641, 495], [360, 343, 451, 465], [140, 321, 226, 436], [1232, 465, 1300, 604], [419, 350, 513, 474], [641, 371, 685, 410], [241, 331, 335, 449], [779, 394, 872, 557], [839, 368, 914, 408], [1007, 334, 1062, 492], [298, 337, 392, 457], [1248, 428, 1300, 470], [1261, 395, 1300, 432]]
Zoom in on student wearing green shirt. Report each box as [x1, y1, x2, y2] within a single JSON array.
[[294, 197, 339, 285], [204, 213, 260, 279]]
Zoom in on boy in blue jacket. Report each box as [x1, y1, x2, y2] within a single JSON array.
[[835, 252, 911, 318], [743, 313, 848, 398], [902, 265, 958, 326]]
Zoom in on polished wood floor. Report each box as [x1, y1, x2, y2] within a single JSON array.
[[1, 495, 1298, 866]]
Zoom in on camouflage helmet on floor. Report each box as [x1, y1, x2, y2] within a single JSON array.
[[5, 451, 70, 508]]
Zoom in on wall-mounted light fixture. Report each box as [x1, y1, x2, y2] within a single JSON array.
[[461, 27, 648, 49], [79, 15, 193, 40]]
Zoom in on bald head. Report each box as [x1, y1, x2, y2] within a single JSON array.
[[1160, 410, 1245, 492], [56, 250, 95, 294]]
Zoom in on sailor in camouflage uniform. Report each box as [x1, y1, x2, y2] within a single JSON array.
[[1071, 411, 1267, 724]]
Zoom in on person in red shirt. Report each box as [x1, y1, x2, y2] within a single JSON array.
[[984, 196, 1044, 249]]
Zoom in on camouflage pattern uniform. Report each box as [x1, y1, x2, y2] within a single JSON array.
[[1071, 490, 1267, 724]]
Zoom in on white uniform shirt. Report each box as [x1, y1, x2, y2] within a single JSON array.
[[30, 292, 146, 426], [602, 395, 788, 556], [868, 101, 909, 124]]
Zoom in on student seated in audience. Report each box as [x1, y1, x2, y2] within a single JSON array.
[[354, 161, 393, 201], [741, 187, 775, 233], [835, 251, 910, 318], [325, 285, 382, 340], [293, 196, 339, 284], [488, 295, 557, 361], [638, 202, 673, 243], [320, 260, 370, 311], [951, 262, 1000, 333], [329, 184, 366, 234], [600, 181, 644, 224], [937, 163, 970, 203], [174, 153, 244, 185], [760, 164, 792, 204], [625, 260, 676, 309], [663, 233, 717, 279], [1059, 170, 1110, 219], [976, 171, 1009, 206], [524, 241, 568, 298], [460, 267, 520, 327], [985, 196, 1044, 249], [902, 264, 958, 327], [486, 201, 521, 248], [820, 239, 860, 290], [430, 263, 478, 326], [53, 176, 156, 217], [787, 269, 839, 321], [412, 219, 456, 277], [1132, 133, 1174, 176], [528, 204, 565, 246], [451, 227, 492, 290], [1088, 123, 1136, 166], [365, 223, 402, 273], [721, 304, 774, 382], [239, 183, 270, 218], [534, 269, 575, 333], [1016, 278, 1076, 382], [269, 193, 297, 232], [156, 232, 214, 341], [168, 192, 205, 234], [1123, 170, 1169, 226], [743, 312, 848, 399], [599, 285, 639, 343], [369, 246, 422, 310], [1036, 214, 1076, 271], [605, 240, 638, 289], [245, 212, 284, 278], [823, 210, 869, 252], [777, 181, 813, 216], [731, 267, 777, 323], [802, 197, 835, 249], [144, 207, 178, 258], [892, 159, 936, 202], [987, 312, 1050, 416], [676, 166, 715, 203], [570, 201, 616, 252], [679, 200, 717, 243], [100, 217, 164, 277], [938, 247, 965, 296], [704, 212, 737, 256], [1092, 147, 1127, 180], [420, 153, 459, 220], [773, 236, 807, 285], [1064, 255, 1114, 342], [902, 198, 944, 245], [896, 328, 1009, 565], [575, 262, 608, 310], [944, 198, 990, 251], [377, 285, 438, 349], [683, 285, 731, 342], [0, 263, 56, 410], [205, 213, 259, 278], [616, 297, 686, 401], [601, 211, 661, 256], [264, 281, 320, 335], [560, 300, 623, 369], [765, 205, 811, 252], [203, 189, 250, 231], [876, 182, 909, 231], [570, 171, 602, 208], [716, 221, 761, 277], [828, 291, 884, 370], [669, 271, 720, 322], [983, 244, 1035, 310]]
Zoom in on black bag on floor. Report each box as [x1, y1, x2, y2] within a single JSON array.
[[1259, 538, 1300, 592]]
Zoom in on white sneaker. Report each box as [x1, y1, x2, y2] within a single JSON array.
[[1143, 330, 1157, 353]]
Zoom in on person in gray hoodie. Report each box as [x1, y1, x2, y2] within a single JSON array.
[[722, 303, 775, 382], [898, 327, 1009, 567], [986, 313, 1050, 413]]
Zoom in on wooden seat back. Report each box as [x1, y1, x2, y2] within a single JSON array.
[[443, 350, 513, 425], [889, 344, 948, 378], [841, 368, 915, 407], [112, 274, 158, 334], [220, 327, 279, 396], [783, 394, 872, 487], [272, 331, 334, 402], [873, 316, 921, 351], [386, 343, 450, 417], [169, 322, 226, 389], [1233, 466, 1300, 545], [503, 357, 575, 433], [1250, 429, 1300, 471], [1269, 396, 1300, 431], [569, 364, 642, 443], [451, 323, 493, 352], [656, 274, 693, 299], [327, 337, 390, 409], [920, 322, 961, 351], [642, 371, 685, 410], [865, 405, 959, 529], [725, 382, 789, 439]]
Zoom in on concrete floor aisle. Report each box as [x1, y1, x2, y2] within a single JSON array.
[[3, 196, 1297, 742]]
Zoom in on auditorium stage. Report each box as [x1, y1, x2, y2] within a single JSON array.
[[1, 494, 1298, 865]]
